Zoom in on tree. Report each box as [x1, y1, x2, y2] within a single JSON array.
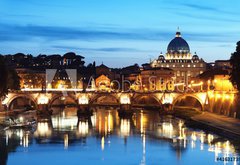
[[7, 69, 20, 90], [230, 41, 240, 91], [0, 56, 8, 98]]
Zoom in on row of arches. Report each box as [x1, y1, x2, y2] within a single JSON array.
[[5, 93, 204, 111]]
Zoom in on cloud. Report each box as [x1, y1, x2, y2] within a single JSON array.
[[180, 2, 237, 15], [52, 45, 141, 52], [181, 3, 219, 12], [0, 23, 169, 42], [176, 11, 240, 23], [0, 22, 238, 44]]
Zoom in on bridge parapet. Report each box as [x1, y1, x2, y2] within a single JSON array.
[[3, 91, 232, 112]]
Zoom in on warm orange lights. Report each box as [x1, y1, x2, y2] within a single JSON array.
[[120, 94, 131, 104], [78, 95, 89, 104], [37, 95, 49, 104]]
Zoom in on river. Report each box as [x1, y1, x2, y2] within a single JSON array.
[[0, 107, 239, 165]]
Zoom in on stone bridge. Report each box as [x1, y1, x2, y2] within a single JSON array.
[[2, 90, 223, 111]]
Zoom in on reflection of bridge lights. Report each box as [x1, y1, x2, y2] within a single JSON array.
[[178, 120, 186, 139], [120, 119, 130, 136], [91, 112, 97, 128], [52, 116, 78, 129], [200, 132, 205, 144], [16, 129, 23, 146], [36, 122, 51, 137], [200, 132, 205, 150], [107, 112, 113, 133], [207, 134, 214, 144], [78, 121, 89, 135], [101, 136, 105, 151], [23, 133, 29, 148], [162, 122, 173, 138], [191, 132, 197, 148], [191, 132, 197, 141], [224, 141, 230, 154], [214, 142, 222, 160], [64, 134, 69, 149], [140, 112, 144, 134], [178, 120, 184, 129]]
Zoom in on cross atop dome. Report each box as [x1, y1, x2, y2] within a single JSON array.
[[176, 27, 181, 37]]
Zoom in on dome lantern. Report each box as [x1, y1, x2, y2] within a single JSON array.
[[166, 30, 191, 59]]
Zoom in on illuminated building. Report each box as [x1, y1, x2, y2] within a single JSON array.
[[95, 74, 111, 91], [199, 68, 235, 91], [140, 67, 174, 91], [150, 30, 206, 84]]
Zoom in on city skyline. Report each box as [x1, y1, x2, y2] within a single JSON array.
[[1, 0, 240, 67]]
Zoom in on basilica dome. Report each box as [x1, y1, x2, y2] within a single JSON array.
[[167, 31, 190, 54]]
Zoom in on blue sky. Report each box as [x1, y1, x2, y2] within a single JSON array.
[[0, 0, 240, 67]]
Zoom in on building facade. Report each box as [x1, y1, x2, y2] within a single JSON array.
[[150, 31, 207, 84]]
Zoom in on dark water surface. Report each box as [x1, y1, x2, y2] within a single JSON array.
[[0, 107, 239, 165]]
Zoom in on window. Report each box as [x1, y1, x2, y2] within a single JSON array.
[[177, 71, 180, 76]]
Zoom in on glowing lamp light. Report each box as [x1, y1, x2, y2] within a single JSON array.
[[120, 119, 130, 136], [120, 95, 130, 104], [78, 121, 89, 135], [162, 97, 173, 104], [2, 98, 8, 105], [78, 95, 89, 104], [225, 94, 230, 100], [216, 94, 221, 99], [36, 122, 51, 137], [37, 95, 49, 104], [191, 132, 197, 141]]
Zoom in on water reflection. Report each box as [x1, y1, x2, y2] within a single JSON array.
[[0, 107, 239, 165]]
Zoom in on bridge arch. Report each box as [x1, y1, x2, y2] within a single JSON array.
[[172, 94, 204, 111], [7, 94, 37, 111], [48, 94, 78, 108], [89, 93, 119, 105], [132, 94, 161, 105]]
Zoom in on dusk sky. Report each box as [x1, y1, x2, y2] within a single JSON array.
[[0, 0, 240, 67]]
